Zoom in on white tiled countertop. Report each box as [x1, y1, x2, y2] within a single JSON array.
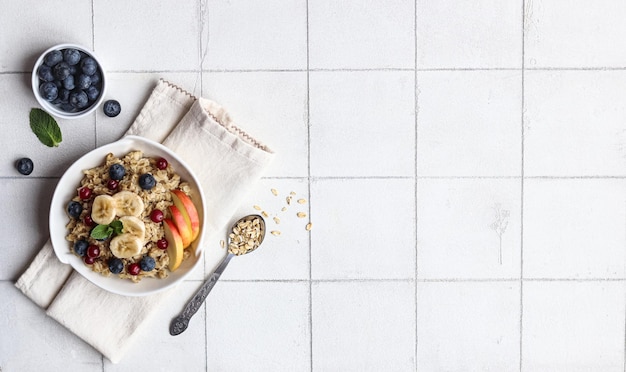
[[2, 1, 626, 371]]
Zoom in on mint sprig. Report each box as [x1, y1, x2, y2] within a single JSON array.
[[90, 220, 124, 240], [29, 108, 62, 147]]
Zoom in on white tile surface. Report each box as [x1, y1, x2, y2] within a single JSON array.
[[522, 281, 626, 371], [0, 282, 102, 371], [203, 0, 307, 70], [0, 179, 57, 281], [417, 178, 521, 279], [4, 1, 626, 370], [417, 281, 520, 371], [417, 0, 522, 69], [0, 0, 93, 72], [311, 178, 415, 280], [525, 0, 626, 68], [203, 71, 308, 177], [523, 179, 626, 279], [310, 71, 415, 177], [309, 0, 415, 69], [205, 282, 310, 371], [312, 281, 416, 371], [524, 70, 626, 177], [417, 70, 522, 177], [93, 0, 200, 71], [0, 74, 96, 178]]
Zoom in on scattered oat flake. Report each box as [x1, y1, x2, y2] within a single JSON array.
[[271, 230, 281, 236], [262, 211, 269, 218], [297, 198, 307, 204], [220, 240, 226, 248], [297, 212, 307, 218], [281, 206, 287, 212], [253, 205, 262, 211], [306, 222, 313, 231], [290, 191, 296, 196], [273, 216, 281, 224], [271, 188, 278, 196], [286, 196, 292, 205]]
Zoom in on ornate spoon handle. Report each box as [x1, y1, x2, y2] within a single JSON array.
[[170, 253, 234, 335]]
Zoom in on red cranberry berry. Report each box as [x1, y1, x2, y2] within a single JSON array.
[[128, 263, 141, 276], [156, 157, 168, 170], [150, 209, 164, 223], [107, 179, 119, 190], [157, 238, 168, 250], [87, 245, 100, 258], [79, 186, 92, 200], [84, 256, 95, 265], [83, 215, 95, 227]]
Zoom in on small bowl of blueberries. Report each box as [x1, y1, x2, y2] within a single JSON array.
[[32, 43, 107, 119]]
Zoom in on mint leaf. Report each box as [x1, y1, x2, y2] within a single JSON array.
[[110, 220, 123, 236], [90, 224, 113, 240], [29, 108, 62, 147]]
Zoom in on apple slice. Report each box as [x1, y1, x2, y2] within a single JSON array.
[[169, 205, 193, 248], [171, 190, 200, 241], [163, 219, 184, 271]]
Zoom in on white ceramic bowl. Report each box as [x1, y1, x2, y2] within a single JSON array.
[[49, 136, 206, 296], [32, 43, 107, 119]]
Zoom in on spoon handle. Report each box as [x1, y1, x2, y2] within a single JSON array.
[[170, 253, 234, 336]]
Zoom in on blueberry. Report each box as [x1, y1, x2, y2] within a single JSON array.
[[109, 164, 126, 180], [69, 65, 77, 75], [63, 74, 75, 90], [103, 100, 121, 117], [39, 82, 58, 101], [90, 72, 101, 86], [85, 85, 100, 101], [138, 173, 156, 190], [81, 57, 98, 76], [139, 256, 156, 272], [58, 88, 70, 103], [73, 239, 89, 257], [76, 74, 91, 90], [69, 90, 89, 109], [108, 258, 124, 274], [60, 103, 75, 112], [52, 62, 70, 80], [37, 64, 54, 82], [67, 201, 83, 218], [43, 50, 63, 66], [63, 48, 81, 65], [15, 158, 33, 175]]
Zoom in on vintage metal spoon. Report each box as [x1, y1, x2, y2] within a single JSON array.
[[169, 214, 266, 336]]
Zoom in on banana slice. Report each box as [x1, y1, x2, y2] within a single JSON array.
[[109, 233, 143, 258], [91, 195, 117, 225], [119, 216, 146, 241], [113, 191, 144, 217]]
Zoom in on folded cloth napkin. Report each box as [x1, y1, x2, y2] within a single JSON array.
[[15, 79, 274, 363]]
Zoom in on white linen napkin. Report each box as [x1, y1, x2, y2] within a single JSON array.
[[15, 79, 274, 363]]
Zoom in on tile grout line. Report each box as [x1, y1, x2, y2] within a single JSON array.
[[413, 0, 419, 369], [520, 1, 526, 370], [305, 1, 313, 370]]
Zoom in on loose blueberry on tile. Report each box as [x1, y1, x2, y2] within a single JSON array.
[[103, 100, 121, 117], [39, 81, 58, 101], [139, 174, 156, 190], [43, 50, 63, 66], [37, 64, 55, 82], [139, 256, 156, 272], [63, 48, 81, 65], [109, 164, 126, 180], [67, 201, 83, 218], [108, 258, 124, 274], [74, 239, 89, 257], [15, 158, 34, 175]]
